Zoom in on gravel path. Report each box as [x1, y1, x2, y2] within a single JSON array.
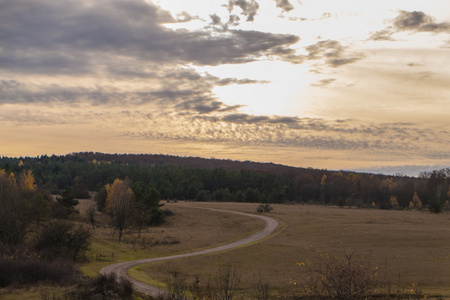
[[100, 208, 279, 297]]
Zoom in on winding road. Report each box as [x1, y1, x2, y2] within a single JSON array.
[[100, 208, 279, 297]]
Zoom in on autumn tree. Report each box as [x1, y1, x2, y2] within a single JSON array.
[[106, 178, 135, 241], [409, 191, 422, 209], [19, 169, 37, 194], [0, 170, 38, 245]]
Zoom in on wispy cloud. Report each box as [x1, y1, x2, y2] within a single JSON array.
[[310, 78, 336, 87]]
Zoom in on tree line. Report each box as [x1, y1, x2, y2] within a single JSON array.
[[1, 153, 449, 211]]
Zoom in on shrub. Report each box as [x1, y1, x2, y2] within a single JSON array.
[[257, 204, 273, 213], [296, 250, 379, 300], [428, 197, 443, 213], [165, 271, 188, 299], [0, 255, 78, 287], [35, 220, 91, 261], [51, 273, 134, 300], [251, 272, 270, 300], [214, 263, 241, 300]]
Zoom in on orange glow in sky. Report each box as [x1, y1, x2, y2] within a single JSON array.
[[1, 0, 449, 176]]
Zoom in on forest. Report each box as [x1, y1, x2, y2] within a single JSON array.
[[0, 152, 449, 211]]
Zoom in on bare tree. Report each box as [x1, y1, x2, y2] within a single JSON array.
[[251, 272, 270, 300], [214, 263, 241, 300]]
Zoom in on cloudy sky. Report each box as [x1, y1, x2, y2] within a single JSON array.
[[1, 0, 449, 175]]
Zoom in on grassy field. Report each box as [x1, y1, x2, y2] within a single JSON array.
[[78, 199, 264, 277], [130, 202, 450, 299], [3, 199, 450, 299]]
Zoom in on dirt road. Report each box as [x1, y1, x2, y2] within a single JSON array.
[[100, 208, 279, 297]]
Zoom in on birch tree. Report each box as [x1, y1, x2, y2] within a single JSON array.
[[106, 178, 134, 241]]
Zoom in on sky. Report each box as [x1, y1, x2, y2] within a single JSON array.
[[1, 0, 450, 176]]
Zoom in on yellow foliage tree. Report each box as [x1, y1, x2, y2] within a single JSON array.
[[320, 174, 327, 185], [19, 170, 37, 193], [390, 196, 399, 209], [105, 178, 135, 241], [409, 192, 422, 209]]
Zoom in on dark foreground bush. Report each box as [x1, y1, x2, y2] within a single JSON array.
[[0, 256, 79, 287], [35, 219, 91, 261], [56, 273, 134, 300]]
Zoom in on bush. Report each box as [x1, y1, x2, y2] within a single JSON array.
[[428, 197, 443, 213], [73, 273, 133, 300], [0, 255, 78, 287], [257, 204, 273, 213], [35, 220, 91, 261], [297, 250, 378, 300]]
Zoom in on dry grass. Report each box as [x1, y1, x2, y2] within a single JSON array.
[[135, 202, 450, 299], [77, 199, 264, 277], [15, 198, 449, 299]]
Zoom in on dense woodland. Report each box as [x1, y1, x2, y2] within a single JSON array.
[[0, 152, 449, 211]]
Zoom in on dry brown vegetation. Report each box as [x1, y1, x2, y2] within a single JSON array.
[[78, 199, 264, 278], [135, 202, 450, 299], [6, 198, 450, 299]]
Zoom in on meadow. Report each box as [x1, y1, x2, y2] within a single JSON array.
[[3, 199, 450, 299], [127, 202, 450, 299]]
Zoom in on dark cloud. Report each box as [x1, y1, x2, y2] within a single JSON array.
[[224, 0, 259, 22], [274, 0, 294, 13], [192, 101, 223, 114], [306, 40, 342, 59], [394, 10, 431, 29], [227, 14, 241, 26], [393, 10, 449, 32], [0, 80, 117, 105], [0, 0, 300, 75], [305, 40, 363, 67], [327, 57, 361, 67], [370, 11, 450, 42], [210, 14, 222, 25], [0, 71, 220, 109]]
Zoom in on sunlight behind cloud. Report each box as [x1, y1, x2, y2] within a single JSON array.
[[199, 61, 314, 117]]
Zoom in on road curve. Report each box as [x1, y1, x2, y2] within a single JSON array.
[[100, 207, 279, 297]]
